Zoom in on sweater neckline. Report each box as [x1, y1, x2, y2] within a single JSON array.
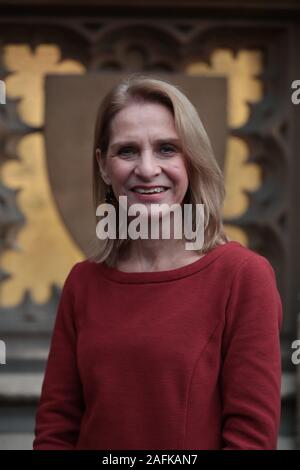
[[98, 241, 241, 284]]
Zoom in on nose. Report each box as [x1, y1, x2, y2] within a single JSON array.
[[134, 148, 161, 179]]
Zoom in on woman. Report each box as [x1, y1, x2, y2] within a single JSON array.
[[33, 74, 282, 450]]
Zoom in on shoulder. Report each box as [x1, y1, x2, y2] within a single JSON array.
[[63, 258, 102, 289], [220, 242, 282, 329], [215, 242, 281, 320], [217, 241, 277, 283]]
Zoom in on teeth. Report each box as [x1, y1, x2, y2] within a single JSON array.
[[134, 187, 166, 194]]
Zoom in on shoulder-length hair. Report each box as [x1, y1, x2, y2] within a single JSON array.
[[89, 73, 228, 266]]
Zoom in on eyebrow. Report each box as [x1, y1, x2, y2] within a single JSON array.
[[109, 138, 181, 151]]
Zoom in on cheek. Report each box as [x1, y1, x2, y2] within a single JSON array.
[[108, 161, 131, 183], [167, 163, 189, 188]]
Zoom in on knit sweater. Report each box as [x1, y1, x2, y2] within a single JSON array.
[[33, 241, 283, 450]]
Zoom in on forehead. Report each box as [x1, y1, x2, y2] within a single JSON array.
[[110, 102, 178, 138]]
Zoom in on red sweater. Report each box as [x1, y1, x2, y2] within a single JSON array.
[[33, 241, 283, 450]]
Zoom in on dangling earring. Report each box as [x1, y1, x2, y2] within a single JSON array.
[[105, 185, 115, 204], [183, 185, 191, 204]]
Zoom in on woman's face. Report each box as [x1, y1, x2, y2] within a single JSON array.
[[97, 101, 189, 212]]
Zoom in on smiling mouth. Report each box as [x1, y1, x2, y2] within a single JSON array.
[[131, 187, 169, 194]]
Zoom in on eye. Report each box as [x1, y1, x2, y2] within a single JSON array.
[[117, 146, 137, 157], [159, 144, 177, 155]]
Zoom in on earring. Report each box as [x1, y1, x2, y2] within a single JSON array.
[[183, 185, 191, 204], [105, 185, 115, 204]]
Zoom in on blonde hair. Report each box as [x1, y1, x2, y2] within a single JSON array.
[[89, 73, 228, 266]]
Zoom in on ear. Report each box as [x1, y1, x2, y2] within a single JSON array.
[[96, 148, 111, 185]]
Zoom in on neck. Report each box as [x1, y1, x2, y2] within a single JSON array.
[[116, 237, 202, 272]]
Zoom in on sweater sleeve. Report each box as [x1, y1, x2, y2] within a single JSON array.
[[33, 263, 85, 450], [220, 255, 283, 450]]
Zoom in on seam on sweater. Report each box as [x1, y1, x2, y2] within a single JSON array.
[[181, 318, 224, 449], [221, 252, 274, 369], [67, 262, 82, 333], [224, 252, 270, 323], [224, 253, 260, 316], [97, 248, 237, 285], [181, 254, 263, 448], [221, 254, 257, 359]]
